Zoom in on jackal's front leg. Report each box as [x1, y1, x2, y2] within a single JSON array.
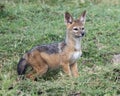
[[61, 63, 72, 76], [70, 63, 79, 77]]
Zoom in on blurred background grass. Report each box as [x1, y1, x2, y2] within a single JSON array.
[[0, 0, 120, 96]]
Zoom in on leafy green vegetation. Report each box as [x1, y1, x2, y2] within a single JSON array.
[[0, 0, 120, 96]]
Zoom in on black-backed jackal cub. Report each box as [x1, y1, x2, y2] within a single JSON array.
[[17, 10, 87, 80]]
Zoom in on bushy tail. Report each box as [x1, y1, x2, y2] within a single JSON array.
[[17, 54, 28, 75]]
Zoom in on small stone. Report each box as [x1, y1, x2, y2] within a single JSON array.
[[112, 54, 120, 64]]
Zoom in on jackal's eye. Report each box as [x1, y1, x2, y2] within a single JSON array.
[[81, 27, 84, 30], [73, 28, 78, 31]]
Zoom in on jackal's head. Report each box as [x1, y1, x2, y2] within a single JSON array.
[[64, 10, 86, 38]]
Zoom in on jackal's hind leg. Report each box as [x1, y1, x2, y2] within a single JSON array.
[[35, 63, 48, 77], [26, 50, 48, 80], [26, 70, 36, 80], [26, 63, 48, 80]]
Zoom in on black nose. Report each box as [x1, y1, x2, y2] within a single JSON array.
[[81, 32, 85, 36]]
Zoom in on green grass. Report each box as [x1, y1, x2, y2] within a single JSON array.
[[0, 0, 120, 96]]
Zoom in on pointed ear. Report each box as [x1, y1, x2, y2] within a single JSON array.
[[64, 12, 73, 25], [79, 10, 86, 24]]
